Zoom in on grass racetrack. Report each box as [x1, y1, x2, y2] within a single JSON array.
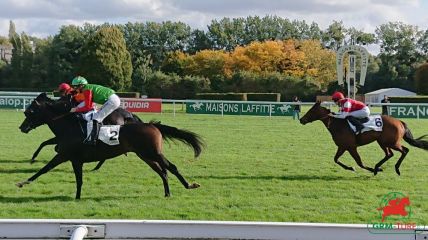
[[0, 107, 427, 224]]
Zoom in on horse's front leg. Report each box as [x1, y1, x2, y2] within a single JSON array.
[[31, 137, 57, 163], [373, 145, 393, 175], [334, 148, 355, 171], [17, 154, 67, 187], [348, 148, 375, 173], [71, 160, 84, 199]]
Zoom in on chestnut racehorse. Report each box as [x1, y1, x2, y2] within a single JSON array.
[[300, 101, 428, 175]]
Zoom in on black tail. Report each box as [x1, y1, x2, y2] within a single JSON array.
[[151, 121, 205, 158], [402, 121, 428, 150]]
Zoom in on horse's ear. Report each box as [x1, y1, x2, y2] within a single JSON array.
[[316, 100, 321, 105], [36, 92, 47, 101]]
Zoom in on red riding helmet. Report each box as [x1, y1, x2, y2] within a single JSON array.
[[58, 83, 71, 93], [332, 92, 345, 101]]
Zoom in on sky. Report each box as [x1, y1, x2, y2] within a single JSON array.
[[0, 0, 427, 39]]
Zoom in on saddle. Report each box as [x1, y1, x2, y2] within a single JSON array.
[[76, 114, 120, 145], [346, 115, 383, 134]]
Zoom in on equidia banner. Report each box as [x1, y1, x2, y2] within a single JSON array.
[[120, 98, 162, 113]]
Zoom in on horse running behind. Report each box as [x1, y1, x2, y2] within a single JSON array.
[[300, 101, 428, 175]]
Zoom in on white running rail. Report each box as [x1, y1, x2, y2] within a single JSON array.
[[0, 219, 425, 240]]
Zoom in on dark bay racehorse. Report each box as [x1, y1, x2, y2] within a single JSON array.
[[18, 93, 205, 199], [23, 106, 142, 165], [300, 101, 428, 175]]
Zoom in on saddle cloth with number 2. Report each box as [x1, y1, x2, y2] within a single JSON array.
[[347, 115, 383, 134], [98, 125, 121, 145]]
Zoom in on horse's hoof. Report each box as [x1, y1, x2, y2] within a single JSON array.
[[350, 167, 356, 172], [189, 183, 200, 189], [30, 160, 36, 164], [16, 180, 31, 188], [395, 168, 401, 176]]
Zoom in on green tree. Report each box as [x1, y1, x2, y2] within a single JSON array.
[[49, 25, 85, 85], [8, 31, 34, 88], [142, 21, 192, 69], [188, 29, 212, 54], [31, 37, 52, 88], [414, 62, 428, 94], [78, 26, 133, 90], [322, 20, 346, 50], [418, 29, 428, 58], [346, 27, 376, 45], [375, 22, 423, 89]]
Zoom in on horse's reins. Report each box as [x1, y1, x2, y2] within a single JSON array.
[[52, 112, 73, 121]]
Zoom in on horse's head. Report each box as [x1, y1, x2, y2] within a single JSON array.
[[19, 93, 57, 133], [299, 101, 331, 125]]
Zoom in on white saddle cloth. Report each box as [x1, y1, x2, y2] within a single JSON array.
[[347, 115, 383, 134], [98, 125, 121, 145]]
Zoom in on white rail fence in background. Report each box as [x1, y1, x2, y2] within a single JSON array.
[[0, 219, 426, 240]]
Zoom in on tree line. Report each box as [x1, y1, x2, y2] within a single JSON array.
[[0, 16, 428, 100]]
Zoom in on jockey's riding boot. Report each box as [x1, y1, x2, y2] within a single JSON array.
[[84, 120, 100, 145], [346, 116, 364, 134], [89, 120, 101, 145]]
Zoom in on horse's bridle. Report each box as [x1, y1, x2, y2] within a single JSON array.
[[52, 112, 73, 121]]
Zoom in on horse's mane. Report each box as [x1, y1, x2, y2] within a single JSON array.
[[314, 102, 332, 115], [322, 106, 332, 114]]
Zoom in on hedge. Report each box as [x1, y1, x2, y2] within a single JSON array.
[[389, 96, 428, 103], [196, 93, 246, 101], [196, 93, 281, 101], [247, 93, 281, 102], [116, 92, 140, 98]]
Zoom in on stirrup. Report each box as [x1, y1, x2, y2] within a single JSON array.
[[83, 136, 96, 145]]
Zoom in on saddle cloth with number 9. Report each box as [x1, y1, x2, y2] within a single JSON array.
[[347, 115, 383, 134], [98, 125, 121, 145]]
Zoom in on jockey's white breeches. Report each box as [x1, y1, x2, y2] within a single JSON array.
[[335, 106, 370, 119], [91, 94, 121, 122]]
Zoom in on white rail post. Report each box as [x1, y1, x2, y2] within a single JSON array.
[[173, 101, 176, 117], [70, 225, 88, 240]]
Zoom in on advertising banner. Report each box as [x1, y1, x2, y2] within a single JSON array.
[[388, 105, 428, 119], [121, 98, 162, 113], [0, 96, 33, 109], [186, 101, 293, 116]]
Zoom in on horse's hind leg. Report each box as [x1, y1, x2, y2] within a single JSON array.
[[348, 148, 375, 173], [136, 153, 170, 197], [391, 145, 409, 176], [334, 148, 355, 171], [91, 160, 106, 171], [157, 153, 200, 189], [374, 144, 394, 176]]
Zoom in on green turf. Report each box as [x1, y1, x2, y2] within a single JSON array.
[[0, 108, 427, 224]]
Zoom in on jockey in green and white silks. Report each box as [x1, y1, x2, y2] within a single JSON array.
[[70, 76, 121, 145]]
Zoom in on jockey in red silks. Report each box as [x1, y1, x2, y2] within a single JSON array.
[[329, 91, 370, 133], [57, 83, 72, 97]]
